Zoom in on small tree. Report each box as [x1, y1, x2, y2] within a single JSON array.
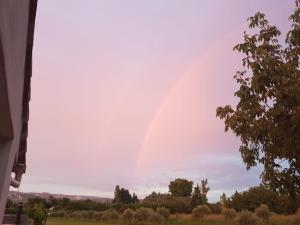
[[192, 205, 211, 219], [255, 204, 271, 223]]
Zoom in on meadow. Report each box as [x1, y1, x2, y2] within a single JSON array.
[[46, 214, 296, 225]]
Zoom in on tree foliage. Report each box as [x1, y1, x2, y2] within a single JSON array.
[[216, 1, 300, 196], [26, 203, 48, 225], [226, 185, 300, 214], [168, 178, 193, 197], [113, 185, 139, 204], [191, 179, 210, 208]]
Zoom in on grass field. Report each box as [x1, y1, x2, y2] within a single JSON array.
[[46, 214, 295, 225]]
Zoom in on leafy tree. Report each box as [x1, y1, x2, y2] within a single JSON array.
[[168, 178, 193, 197], [191, 185, 202, 208], [200, 179, 210, 204], [216, 1, 300, 196], [227, 185, 300, 214], [191, 179, 210, 208]]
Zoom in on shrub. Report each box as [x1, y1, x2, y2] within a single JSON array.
[[134, 207, 154, 222], [192, 205, 211, 219], [235, 211, 259, 225], [156, 207, 170, 220], [27, 203, 48, 225], [102, 209, 120, 221], [293, 208, 300, 225], [255, 204, 271, 223], [222, 208, 237, 220], [123, 208, 135, 224], [69, 211, 86, 219]]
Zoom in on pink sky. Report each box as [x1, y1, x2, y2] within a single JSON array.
[[18, 0, 294, 202]]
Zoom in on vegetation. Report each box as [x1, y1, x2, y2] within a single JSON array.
[[168, 179, 194, 197], [191, 179, 210, 208], [46, 214, 297, 225], [221, 208, 237, 220], [255, 204, 271, 223], [192, 205, 211, 219], [26, 202, 48, 225], [226, 185, 300, 214], [142, 192, 191, 213], [156, 207, 170, 219], [122, 208, 135, 225], [234, 211, 259, 225], [113, 185, 139, 204], [216, 1, 300, 196]]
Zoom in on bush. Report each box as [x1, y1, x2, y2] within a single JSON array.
[[134, 207, 154, 222], [255, 204, 271, 223], [123, 208, 135, 224], [27, 203, 48, 225], [293, 208, 300, 225], [156, 207, 170, 220], [235, 211, 260, 225], [192, 205, 211, 219], [222, 208, 237, 220], [102, 209, 120, 221]]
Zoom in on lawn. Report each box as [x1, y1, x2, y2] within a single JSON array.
[[46, 214, 295, 225]]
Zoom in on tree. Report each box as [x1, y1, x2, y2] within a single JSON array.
[[113, 185, 122, 204], [220, 193, 229, 208], [168, 178, 193, 197], [132, 193, 139, 204], [191, 179, 210, 208], [216, 1, 300, 196], [113, 185, 137, 204], [200, 179, 210, 204], [191, 185, 202, 208]]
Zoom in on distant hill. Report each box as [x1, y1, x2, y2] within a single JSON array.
[[8, 191, 112, 203]]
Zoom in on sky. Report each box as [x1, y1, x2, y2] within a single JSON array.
[[18, 0, 295, 202]]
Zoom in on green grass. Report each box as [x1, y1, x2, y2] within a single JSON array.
[[46, 215, 294, 225]]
